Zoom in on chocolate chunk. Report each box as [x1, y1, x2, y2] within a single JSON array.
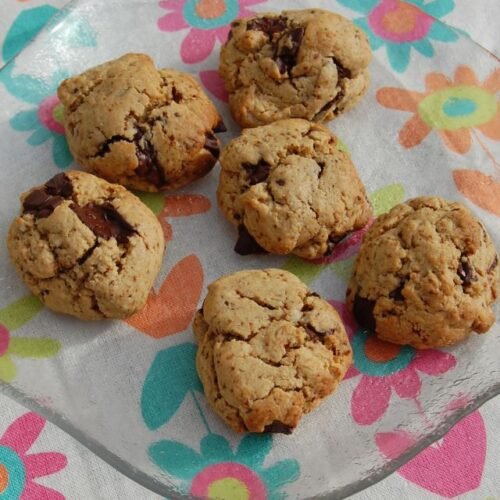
[[213, 119, 227, 133], [204, 132, 220, 159], [23, 190, 63, 218], [263, 420, 293, 434], [332, 57, 351, 79], [313, 93, 344, 121], [488, 255, 498, 273], [324, 233, 348, 256], [274, 27, 304, 74], [44, 173, 73, 198], [353, 294, 376, 331], [172, 86, 183, 103], [247, 16, 288, 36], [242, 160, 270, 185], [134, 130, 166, 187], [457, 258, 475, 287], [303, 324, 330, 342], [234, 225, 267, 255], [301, 303, 314, 312], [71, 202, 135, 244], [389, 281, 406, 301]]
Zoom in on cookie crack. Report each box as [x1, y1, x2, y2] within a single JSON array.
[[234, 289, 278, 310]]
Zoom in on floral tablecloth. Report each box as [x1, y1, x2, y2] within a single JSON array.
[[0, 0, 499, 499]]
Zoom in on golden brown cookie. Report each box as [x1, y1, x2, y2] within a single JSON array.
[[218, 119, 372, 259], [194, 269, 352, 433], [7, 171, 165, 320], [219, 9, 371, 128], [347, 197, 499, 349], [58, 53, 225, 192]]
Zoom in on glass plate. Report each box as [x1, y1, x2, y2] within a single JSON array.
[[0, 0, 498, 498]]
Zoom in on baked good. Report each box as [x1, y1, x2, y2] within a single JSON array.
[[194, 268, 352, 433], [58, 53, 225, 192], [217, 119, 372, 259], [219, 9, 371, 128], [7, 171, 165, 320], [346, 196, 499, 348]]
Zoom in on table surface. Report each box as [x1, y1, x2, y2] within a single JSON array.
[[0, 1, 498, 499]]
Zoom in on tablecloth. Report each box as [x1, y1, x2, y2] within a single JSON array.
[[0, 1, 498, 499]]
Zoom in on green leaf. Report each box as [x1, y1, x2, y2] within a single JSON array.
[[2, 6, 59, 62], [282, 256, 325, 286], [8, 337, 60, 358], [141, 343, 202, 430], [0, 295, 43, 331], [369, 183, 405, 217], [0, 355, 16, 383], [330, 255, 356, 282], [149, 440, 204, 480], [134, 191, 165, 216]]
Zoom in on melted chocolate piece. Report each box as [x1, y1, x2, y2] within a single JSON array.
[[301, 303, 314, 312], [332, 57, 351, 79], [263, 420, 293, 434], [389, 281, 406, 301], [204, 132, 220, 159], [71, 202, 135, 244], [275, 26, 304, 74], [242, 160, 271, 185], [457, 258, 474, 287], [234, 225, 267, 255], [213, 119, 227, 133], [488, 255, 498, 273], [134, 130, 166, 187], [324, 233, 348, 256], [303, 324, 330, 342], [23, 190, 63, 218], [247, 16, 288, 36], [352, 294, 376, 331], [172, 87, 183, 103], [45, 173, 73, 198]]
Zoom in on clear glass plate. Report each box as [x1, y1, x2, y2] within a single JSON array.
[[0, 0, 498, 498]]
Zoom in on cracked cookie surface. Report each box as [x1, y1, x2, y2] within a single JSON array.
[[58, 53, 224, 192], [7, 171, 165, 320], [347, 197, 499, 349], [194, 268, 352, 433], [218, 119, 372, 259], [219, 9, 371, 128]]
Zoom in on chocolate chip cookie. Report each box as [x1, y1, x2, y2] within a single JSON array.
[[218, 119, 372, 259], [347, 197, 499, 349], [7, 171, 165, 320], [194, 269, 352, 433], [219, 9, 371, 128], [58, 53, 225, 192]]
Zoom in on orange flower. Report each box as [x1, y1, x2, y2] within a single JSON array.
[[377, 66, 500, 154]]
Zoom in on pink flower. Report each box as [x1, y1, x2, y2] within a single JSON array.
[[0, 412, 67, 499], [158, 0, 266, 64], [335, 302, 457, 426]]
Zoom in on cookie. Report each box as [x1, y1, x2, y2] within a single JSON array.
[[7, 171, 165, 320], [194, 269, 352, 433], [58, 53, 225, 192], [346, 197, 499, 349], [218, 119, 372, 259], [219, 9, 371, 128]]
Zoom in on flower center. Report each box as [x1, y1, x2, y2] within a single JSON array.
[[0, 464, 8, 494], [364, 335, 401, 362], [38, 95, 65, 135], [352, 330, 415, 376], [0, 324, 10, 357], [196, 0, 226, 19], [183, 0, 238, 29], [0, 446, 26, 499], [382, 3, 419, 34], [419, 85, 497, 130], [208, 477, 249, 500], [369, 0, 433, 42], [443, 97, 477, 117], [190, 462, 267, 499]]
